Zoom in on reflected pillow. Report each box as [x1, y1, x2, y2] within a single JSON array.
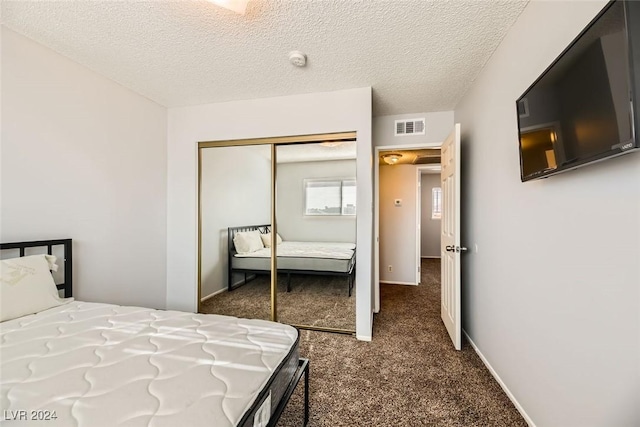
[[260, 232, 283, 248], [1, 255, 72, 322], [233, 231, 264, 254]]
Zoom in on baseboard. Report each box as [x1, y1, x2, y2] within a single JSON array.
[[463, 330, 536, 427], [421, 256, 441, 259], [380, 280, 418, 286], [200, 287, 226, 302]]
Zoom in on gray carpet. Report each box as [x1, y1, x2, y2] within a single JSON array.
[[276, 259, 526, 426], [200, 273, 356, 330]]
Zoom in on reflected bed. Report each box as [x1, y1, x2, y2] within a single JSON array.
[[228, 225, 356, 296]]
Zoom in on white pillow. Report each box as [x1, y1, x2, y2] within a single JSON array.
[[0, 254, 72, 322], [233, 231, 264, 254], [260, 232, 283, 248]]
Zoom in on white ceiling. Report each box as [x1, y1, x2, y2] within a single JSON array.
[[1, 0, 528, 116]]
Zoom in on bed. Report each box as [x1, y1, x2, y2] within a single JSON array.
[[0, 239, 309, 427], [228, 225, 356, 296]]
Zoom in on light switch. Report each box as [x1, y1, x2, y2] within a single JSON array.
[[394, 199, 402, 207]]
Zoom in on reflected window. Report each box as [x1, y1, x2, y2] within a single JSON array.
[[304, 179, 356, 216]]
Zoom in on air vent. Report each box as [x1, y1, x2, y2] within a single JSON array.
[[395, 118, 426, 136], [413, 156, 441, 165]]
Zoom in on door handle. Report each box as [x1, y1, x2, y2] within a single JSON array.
[[445, 245, 455, 252], [456, 246, 468, 253]]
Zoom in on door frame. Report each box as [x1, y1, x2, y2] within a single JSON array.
[[374, 142, 441, 313]]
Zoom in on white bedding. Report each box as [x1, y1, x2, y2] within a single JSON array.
[[234, 241, 355, 260], [0, 301, 298, 427]]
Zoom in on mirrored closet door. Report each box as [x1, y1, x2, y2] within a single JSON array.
[[197, 133, 356, 334], [275, 142, 357, 331]]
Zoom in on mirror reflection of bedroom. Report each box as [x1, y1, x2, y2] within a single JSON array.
[[198, 137, 357, 333], [276, 142, 356, 331]]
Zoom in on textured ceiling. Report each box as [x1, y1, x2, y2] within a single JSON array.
[[1, 0, 528, 115]]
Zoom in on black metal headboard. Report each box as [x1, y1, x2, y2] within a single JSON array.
[[0, 239, 73, 298]]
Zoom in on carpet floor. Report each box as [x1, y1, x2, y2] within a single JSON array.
[[200, 273, 356, 330], [276, 259, 526, 426]]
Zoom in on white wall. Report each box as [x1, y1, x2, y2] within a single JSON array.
[[200, 146, 271, 299], [1, 27, 168, 308], [167, 87, 374, 339], [277, 159, 356, 243], [420, 173, 440, 258], [454, 2, 640, 426], [373, 111, 453, 147], [379, 164, 419, 285]]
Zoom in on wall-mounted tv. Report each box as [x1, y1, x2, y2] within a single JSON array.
[[517, 0, 640, 181]]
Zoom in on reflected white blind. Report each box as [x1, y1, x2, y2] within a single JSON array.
[[304, 179, 356, 216]]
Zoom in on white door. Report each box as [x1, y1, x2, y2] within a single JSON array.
[[441, 123, 463, 350]]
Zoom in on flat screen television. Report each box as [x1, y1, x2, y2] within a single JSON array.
[[517, 0, 640, 181]]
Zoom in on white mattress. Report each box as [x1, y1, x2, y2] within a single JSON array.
[[0, 301, 298, 427], [235, 241, 355, 259], [232, 254, 354, 274]]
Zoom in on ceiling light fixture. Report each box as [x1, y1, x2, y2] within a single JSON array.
[[382, 153, 403, 165], [207, 0, 249, 15]]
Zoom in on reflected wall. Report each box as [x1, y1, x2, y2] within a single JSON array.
[[199, 145, 271, 320]]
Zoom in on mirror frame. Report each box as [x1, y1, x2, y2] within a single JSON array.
[[197, 132, 357, 335]]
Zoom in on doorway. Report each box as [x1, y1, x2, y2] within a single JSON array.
[[374, 143, 441, 312], [375, 124, 463, 350], [418, 166, 442, 274]]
